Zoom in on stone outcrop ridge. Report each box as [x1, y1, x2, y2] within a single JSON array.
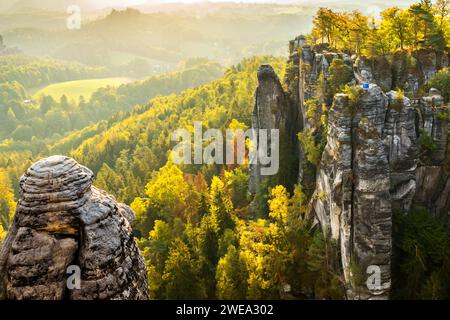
[[0, 156, 148, 300], [251, 35, 449, 299], [354, 50, 449, 95]]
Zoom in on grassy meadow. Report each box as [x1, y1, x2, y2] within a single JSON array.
[[33, 77, 133, 101]]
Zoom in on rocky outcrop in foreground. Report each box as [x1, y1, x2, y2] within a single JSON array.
[[0, 156, 148, 300]]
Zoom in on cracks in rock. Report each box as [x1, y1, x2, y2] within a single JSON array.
[[62, 221, 82, 300]]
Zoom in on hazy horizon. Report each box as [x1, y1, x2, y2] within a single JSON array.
[[0, 0, 420, 12]]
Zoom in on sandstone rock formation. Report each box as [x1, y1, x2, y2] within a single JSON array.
[[250, 36, 449, 299], [288, 37, 353, 193], [383, 90, 418, 212], [309, 85, 448, 299], [249, 64, 299, 195], [312, 85, 393, 299], [413, 89, 450, 219], [0, 156, 148, 300]]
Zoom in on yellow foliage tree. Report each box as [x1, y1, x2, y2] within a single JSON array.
[[0, 224, 6, 243], [268, 185, 289, 225], [145, 161, 190, 221], [0, 171, 16, 230]]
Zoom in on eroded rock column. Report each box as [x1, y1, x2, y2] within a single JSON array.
[[312, 85, 392, 299], [0, 156, 148, 300]]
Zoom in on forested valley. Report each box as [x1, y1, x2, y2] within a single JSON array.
[[1, 0, 450, 300]]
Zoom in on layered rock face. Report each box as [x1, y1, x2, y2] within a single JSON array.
[[312, 86, 393, 299], [383, 91, 418, 212], [0, 156, 148, 300], [311, 93, 354, 285], [413, 89, 450, 219]]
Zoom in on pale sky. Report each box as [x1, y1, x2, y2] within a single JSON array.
[[87, 0, 418, 5], [0, 0, 421, 13]]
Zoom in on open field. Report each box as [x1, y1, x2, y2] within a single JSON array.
[[33, 77, 134, 102]]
